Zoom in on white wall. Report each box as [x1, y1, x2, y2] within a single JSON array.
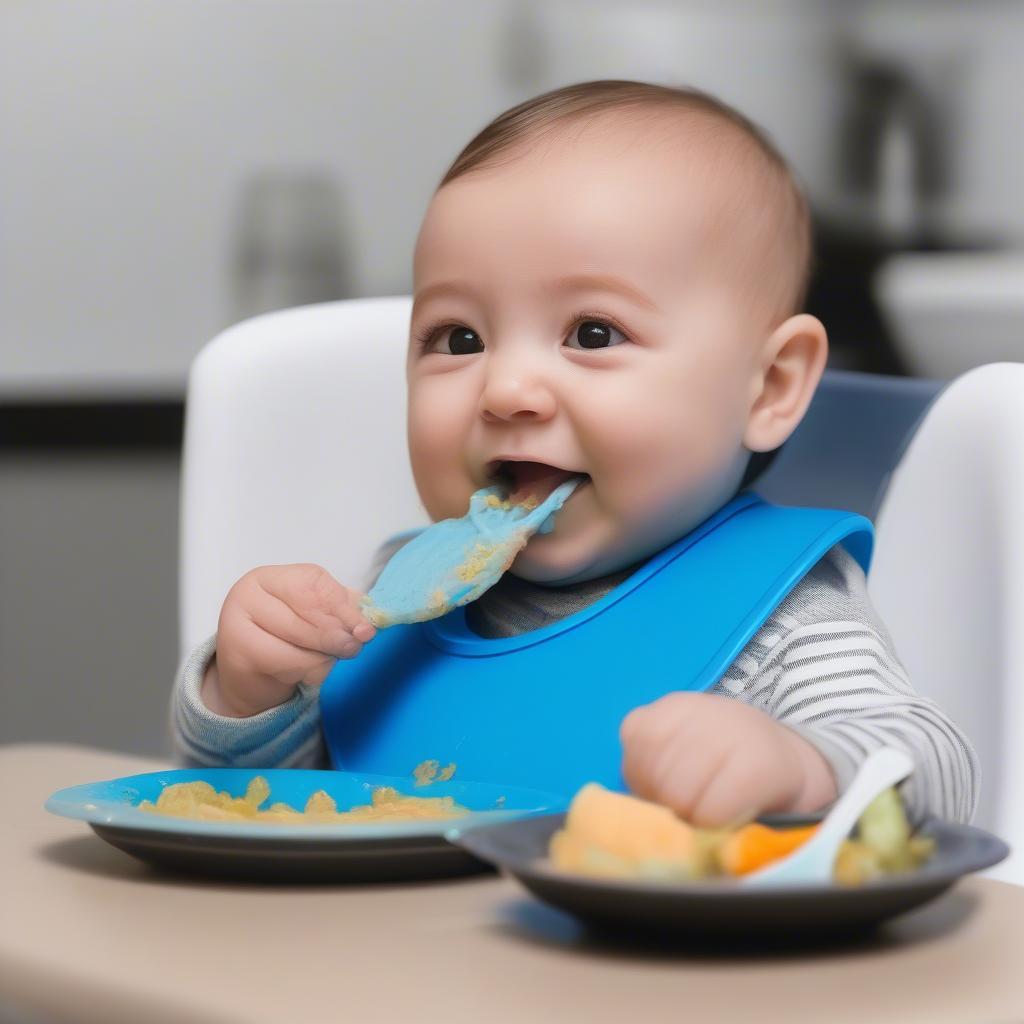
[[5, 1, 1023, 400], [0, 0, 521, 396]]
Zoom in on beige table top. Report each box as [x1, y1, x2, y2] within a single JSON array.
[[2, 742, 1023, 1024]]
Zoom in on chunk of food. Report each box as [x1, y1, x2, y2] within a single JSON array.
[[413, 759, 457, 786], [718, 822, 820, 876], [833, 789, 935, 885], [549, 783, 717, 881]]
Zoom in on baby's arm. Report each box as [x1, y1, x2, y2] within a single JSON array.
[[758, 631, 979, 826], [171, 632, 330, 768], [622, 544, 979, 825], [170, 535, 419, 769], [172, 561, 372, 768], [733, 545, 979, 825]]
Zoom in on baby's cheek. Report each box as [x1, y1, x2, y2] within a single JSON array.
[[407, 409, 468, 518], [410, 458, 469, 521], [628, 395, 740, 488], [589, 432, 687, 519]]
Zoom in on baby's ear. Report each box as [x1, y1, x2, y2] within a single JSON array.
[[743, 313, 827, 454]]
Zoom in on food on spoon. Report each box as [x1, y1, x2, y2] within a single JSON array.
[[137, 776, 469, 824], [455, 542, 504, 583], [548, 782, 933, 885]]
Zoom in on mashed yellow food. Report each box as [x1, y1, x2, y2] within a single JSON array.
[[138, 775, 469, 824]]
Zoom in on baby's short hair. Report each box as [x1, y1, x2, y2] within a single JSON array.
[[436, 80, 811, 487], [437, 79, 813, 327]]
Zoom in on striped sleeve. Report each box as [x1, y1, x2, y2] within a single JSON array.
[[711, 544, 980, 825], [168, 532, 421, 770], [169, 633, 329, 769]]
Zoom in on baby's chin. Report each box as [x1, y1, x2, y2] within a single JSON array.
[[509, 483, 737, 586], [509, 519, 630, 586]]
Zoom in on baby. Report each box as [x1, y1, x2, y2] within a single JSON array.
[[173, 80, 978, 827]]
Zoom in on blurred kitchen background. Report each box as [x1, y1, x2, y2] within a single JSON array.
[[3, 0, 1023, 756]]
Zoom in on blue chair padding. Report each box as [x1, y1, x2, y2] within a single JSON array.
[[756, 369, 946, 518]]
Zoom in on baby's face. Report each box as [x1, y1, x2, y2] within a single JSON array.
[[407, 118, 773, 584]]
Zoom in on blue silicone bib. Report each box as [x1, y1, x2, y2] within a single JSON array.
[[319, 491, 873, 796]]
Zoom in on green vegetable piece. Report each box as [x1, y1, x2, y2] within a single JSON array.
[[859, 787, 910, 859], [857, 785, 920, 871]]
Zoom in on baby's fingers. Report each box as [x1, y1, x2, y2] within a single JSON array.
[[246, 579, 366, 658], [260, 565, 375, 646], [238, 625, 339, 688], [628, 735, 719, 821], [620, 701, 702, 804], [685, 756, 765, 829], [338, 589, 377, 643]]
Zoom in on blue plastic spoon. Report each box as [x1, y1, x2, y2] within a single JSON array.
[[360, 475, 584, 627]]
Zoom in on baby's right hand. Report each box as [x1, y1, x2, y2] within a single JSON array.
[[202, 564, 377, 718]]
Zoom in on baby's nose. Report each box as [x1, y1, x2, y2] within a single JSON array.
[[478, 366, 557, 423]]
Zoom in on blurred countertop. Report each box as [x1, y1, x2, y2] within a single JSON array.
[[3, 742, 1024, 1024]]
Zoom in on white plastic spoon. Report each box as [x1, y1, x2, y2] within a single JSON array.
[[741, 745, 914, 887]]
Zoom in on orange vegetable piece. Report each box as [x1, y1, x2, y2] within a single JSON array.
[[718, 822, 819, 876]]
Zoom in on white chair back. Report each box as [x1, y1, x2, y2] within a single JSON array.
[[871, 363, 1024, 882], [180, 296, 426, 655]]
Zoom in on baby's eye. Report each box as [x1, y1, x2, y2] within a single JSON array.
[[433, 326, 484, 355], [564, 319, 627, 350]]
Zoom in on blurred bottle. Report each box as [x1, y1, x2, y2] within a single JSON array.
[[835, 58, 952, 245], [231, 171, 351, 321], [841, 0, 1024, 247]]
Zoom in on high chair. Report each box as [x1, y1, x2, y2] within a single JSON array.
[[180, 296, 1022, 884]]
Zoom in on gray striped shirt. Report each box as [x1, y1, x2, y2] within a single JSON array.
[[171, 538, 979, 824]]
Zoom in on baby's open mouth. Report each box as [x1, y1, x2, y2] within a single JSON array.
[[488, 460, 590, 506]]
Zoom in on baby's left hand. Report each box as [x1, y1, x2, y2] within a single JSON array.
[[620, 693, 837, 827]]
